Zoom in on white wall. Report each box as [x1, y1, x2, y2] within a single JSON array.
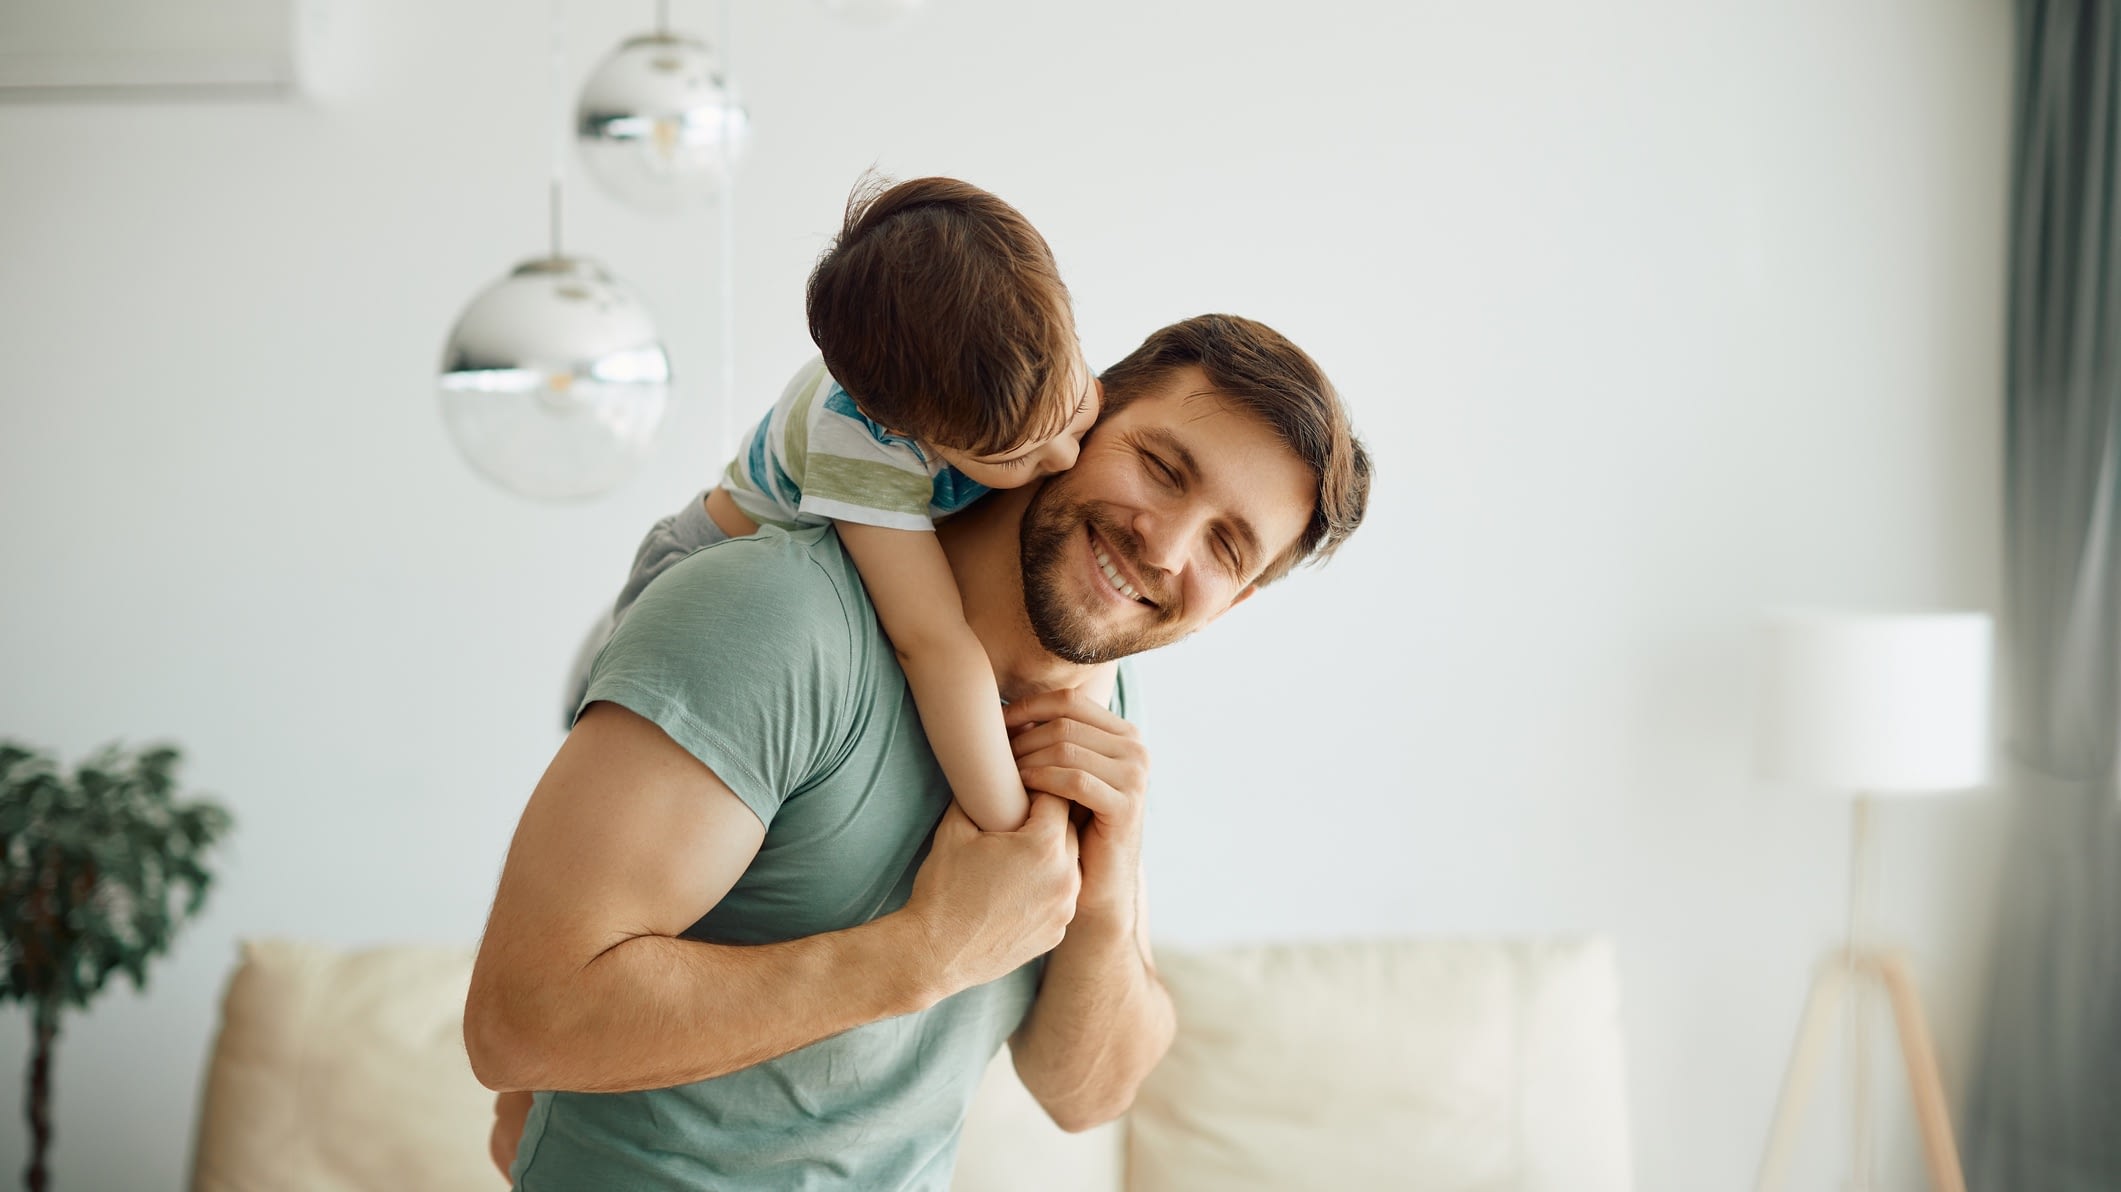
[[0, 1, 2011, 1189]]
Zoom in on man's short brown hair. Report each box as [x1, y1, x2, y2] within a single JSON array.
[[806, 175, 1078, 456], [1099, 314, 1371, 583]]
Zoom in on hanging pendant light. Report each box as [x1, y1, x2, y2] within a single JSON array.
[[437, 2, 672, 502], [577, 1, 749, 215], [439, 252, 671, 501]]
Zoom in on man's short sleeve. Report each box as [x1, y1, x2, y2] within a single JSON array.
[[576, 530, 859, 829]]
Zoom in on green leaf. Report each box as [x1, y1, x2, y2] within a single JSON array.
[[0, 740, 232, 1016]]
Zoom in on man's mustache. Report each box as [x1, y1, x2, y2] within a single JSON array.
[[1084, 511, 1172, 611]]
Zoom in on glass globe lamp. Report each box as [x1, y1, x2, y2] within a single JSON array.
[[577, 33, 749, 215], [438, 257, 672, 501]]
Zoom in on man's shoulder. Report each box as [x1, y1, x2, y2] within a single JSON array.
[[616, 525, 873, 659], [586, 525, 879, 764], [652, 524, 861, 603]]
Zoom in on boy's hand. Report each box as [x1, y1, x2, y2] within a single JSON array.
[[1003, 687, 1149, 928]]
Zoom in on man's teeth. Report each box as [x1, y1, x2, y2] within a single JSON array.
[[1093, 547, 1143, 603]]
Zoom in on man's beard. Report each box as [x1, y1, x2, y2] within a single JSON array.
[[1018, 481, 1187, 665]]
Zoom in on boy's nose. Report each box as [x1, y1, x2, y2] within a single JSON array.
[[1040, 436, 1080, 476]]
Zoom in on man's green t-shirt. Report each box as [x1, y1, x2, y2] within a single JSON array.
[[512, 525, 1104, 1191]]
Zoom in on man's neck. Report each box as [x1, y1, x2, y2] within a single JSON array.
[[935, 486, 1102, 701]]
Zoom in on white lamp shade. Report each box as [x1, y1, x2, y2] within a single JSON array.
[[437, 257, 671, 501], [1755, 610, 1994, 794], [576, 34, 748, 215]]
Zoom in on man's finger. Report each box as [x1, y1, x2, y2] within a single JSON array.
[[1021, 792, 1071, 838], [1008, 715, 1129, 762], [1020, 765, 1128, 820], [1016, 743, 1136, 802], [1002, 686, 1129, 735]]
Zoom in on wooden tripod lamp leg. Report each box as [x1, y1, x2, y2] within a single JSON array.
[[1754, 958, 1849, 1192], [1873, 952, 1967, 1192]]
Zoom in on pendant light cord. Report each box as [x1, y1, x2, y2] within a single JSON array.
[[548, 0, 568, 260], [716, 0, 739, 460]]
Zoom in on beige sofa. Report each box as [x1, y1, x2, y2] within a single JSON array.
[[189, 937, 1634, 1191]]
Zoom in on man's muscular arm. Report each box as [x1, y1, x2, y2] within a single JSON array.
[[464, 701, 1080, 1094], [1001, 688, 1176, 1132]]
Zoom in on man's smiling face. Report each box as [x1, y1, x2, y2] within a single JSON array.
[[1018, 364, 1317, 664]]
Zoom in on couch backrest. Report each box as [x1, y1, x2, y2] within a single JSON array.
[[951, 1047, 1126, 1192], [1124, 937, 1634, 1192], [191, 936, 1630, 1191]]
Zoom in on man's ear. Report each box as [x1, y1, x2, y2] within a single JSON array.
[[1205, 583, 1261, 627]]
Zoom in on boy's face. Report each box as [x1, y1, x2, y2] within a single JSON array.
[[932, 353, 1101, 490]]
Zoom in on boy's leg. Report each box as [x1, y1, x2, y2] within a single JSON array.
[[558, 491, 733, 726]]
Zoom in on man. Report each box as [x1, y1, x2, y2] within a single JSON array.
[[464, 314, 1371, 1188]]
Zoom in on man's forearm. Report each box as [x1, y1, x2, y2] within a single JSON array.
[[1008, 897, 1174, 1131], [467, 911, 938, 1094]]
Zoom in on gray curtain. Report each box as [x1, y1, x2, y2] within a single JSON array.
[[1964, 2, 2121, 1188]]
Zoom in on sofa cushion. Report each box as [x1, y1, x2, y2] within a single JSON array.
[[950, 1048, 1125, 1192], [1126, 937, 1632, 1192], [190, 940, 496, 1192]]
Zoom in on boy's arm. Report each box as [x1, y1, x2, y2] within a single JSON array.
[[837, 521, 1033, 832], [463, 701, 1080, 1094], [1000, 688, 1176, 1131]]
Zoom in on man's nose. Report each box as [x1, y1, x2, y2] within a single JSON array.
[[1132, 502, 1206, 575]]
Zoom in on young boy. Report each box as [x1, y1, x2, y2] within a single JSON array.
[[581, 173, 1092, 829]]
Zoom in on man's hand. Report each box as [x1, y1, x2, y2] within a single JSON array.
[[1003, 688, 1149, 927], [1000, 688, 1170, 1131], [905, 794, 1081, 990]]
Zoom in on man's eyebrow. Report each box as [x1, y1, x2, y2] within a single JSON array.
[[1136, 426, 1264, 569], [1137, 426, 1199, 480]]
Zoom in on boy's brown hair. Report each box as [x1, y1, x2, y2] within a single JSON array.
[[1098, 314, 1371, 584], [807, 175, 1078, 457]]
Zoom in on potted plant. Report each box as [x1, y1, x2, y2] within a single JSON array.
[[0, 742, 232, 1192]]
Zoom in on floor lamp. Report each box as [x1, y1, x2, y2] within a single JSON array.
[[1752, 610, 1993, 1192]]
